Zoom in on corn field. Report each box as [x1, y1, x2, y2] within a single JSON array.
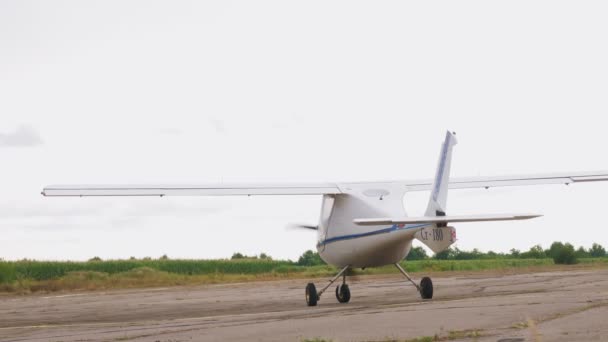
[[0, 259, 299, 283], [3, 257, 597, 285]]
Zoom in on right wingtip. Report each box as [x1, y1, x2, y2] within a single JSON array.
[[520, 213, 543, 220]]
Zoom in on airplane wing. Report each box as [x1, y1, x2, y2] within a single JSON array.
[[41, 183, 342, 197], [403, 171, 608, 191], [353, 213, 541, 226], [42, 171, 608, 197]]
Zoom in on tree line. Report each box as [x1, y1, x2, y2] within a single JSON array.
[[230, 242, 607, 267], [406, 242, 606, 265]]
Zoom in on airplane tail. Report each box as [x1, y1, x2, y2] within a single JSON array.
[[425, 131, 458, 217], [417, 131, 458, 253]]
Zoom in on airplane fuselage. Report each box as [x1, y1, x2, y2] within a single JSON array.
[[313, 183, 426, 268], [317, 224, 419, 268]]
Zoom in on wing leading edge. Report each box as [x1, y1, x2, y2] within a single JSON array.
[[42, 183, 342, 197], [404, 171, 608, 191], [353, 213, 542, 226], [42, 171, 608, 197]]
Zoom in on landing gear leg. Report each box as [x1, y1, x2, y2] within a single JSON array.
[[395, 263, 433, 299], [335, 271, 351, 303], [305, 265, 350, 306]]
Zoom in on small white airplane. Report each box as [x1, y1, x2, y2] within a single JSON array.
[[42, 132, 608, 306]]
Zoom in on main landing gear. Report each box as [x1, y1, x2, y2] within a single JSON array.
[[305, 265, 350, 306], [305, 263, 433, 306], [395, 263, 433, 299]]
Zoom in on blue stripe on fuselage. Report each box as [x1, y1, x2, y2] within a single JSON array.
[[317, 223, 431, 248]]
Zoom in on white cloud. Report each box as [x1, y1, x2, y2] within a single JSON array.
[[0, 125, 43, 147], [208, 118, 226, 134]]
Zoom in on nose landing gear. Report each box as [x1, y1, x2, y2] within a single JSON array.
[[335, 283, 350, 303], [305, 265, 350, 306]]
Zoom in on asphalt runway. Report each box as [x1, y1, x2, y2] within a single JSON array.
[[1, 269, 607, 342]]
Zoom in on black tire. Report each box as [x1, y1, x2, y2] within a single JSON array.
[[306, 283, 318, 306], [335, 284, 351, 303], [420, 277, 433, 299]]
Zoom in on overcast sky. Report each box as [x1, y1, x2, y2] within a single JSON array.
[[1, 0, 608, 261]]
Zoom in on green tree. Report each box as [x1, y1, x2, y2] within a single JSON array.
[[406, 246, 428, 260], [547, 242, 563, 259], [259, 253, 272, 260], [297, 250, 325, 266], [589, 243, 606, 257], [434, 247, 456, 260], [548, 242, 578, 264], [520, 245, 546, 259], [231, 252, 245, 259], [454, 247, 485, 260], [575, 246, 590, 259]]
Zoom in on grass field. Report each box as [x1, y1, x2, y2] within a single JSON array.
[[1, 258, 607, 294]]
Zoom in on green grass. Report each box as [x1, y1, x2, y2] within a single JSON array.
[[404, 337, 436, 342], [0, 258, 558, 283], [0, 258, 295, 282], [1, 257, 606, 294], [577, 257, 608, 265]]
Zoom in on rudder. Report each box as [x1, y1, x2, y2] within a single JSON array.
[[425, 131, 458, 217]]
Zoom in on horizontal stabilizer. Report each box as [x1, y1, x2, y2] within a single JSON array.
[[354, 213, 542, 226]]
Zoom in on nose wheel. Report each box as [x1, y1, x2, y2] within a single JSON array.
[[335, 284, 351, 303], [304, 265, 350, 306]]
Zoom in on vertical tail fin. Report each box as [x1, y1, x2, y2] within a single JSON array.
[[425, 131, 458, 216]]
